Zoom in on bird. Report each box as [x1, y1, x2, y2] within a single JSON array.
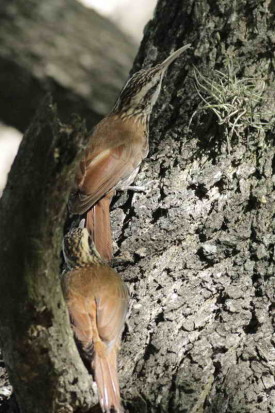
[[70, 44, 191, 261], [62, 223, 129, 413]]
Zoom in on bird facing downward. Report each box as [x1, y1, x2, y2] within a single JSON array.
[[70, 44, 191, 261], [62, 225, 129, 413]]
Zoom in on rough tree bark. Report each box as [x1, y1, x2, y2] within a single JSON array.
[[1, 0, 275, 412], [0, 0, 135, 132], [112, 1, 275, 412], [0, 97, 98, 412]]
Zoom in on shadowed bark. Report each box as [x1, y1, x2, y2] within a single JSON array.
[[1, 0, 275, 412], [0, 96, 97, 412], [0, 0, 136, 132]]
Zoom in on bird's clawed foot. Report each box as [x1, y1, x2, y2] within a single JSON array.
[[125, 180, 154, 193]]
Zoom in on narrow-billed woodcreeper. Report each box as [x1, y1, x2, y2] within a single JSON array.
[[70, 44, 191, 260], [62, 225, 129, 413]]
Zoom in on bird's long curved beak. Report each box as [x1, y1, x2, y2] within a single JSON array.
[[160, 43, 191, 71]]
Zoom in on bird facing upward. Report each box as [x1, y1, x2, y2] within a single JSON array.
[[70, 44, 191, 260], [62, 225, 129, 413]]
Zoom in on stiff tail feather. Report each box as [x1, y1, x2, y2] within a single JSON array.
[[94, 347, 123, 413], [86, 193, 113, 261]]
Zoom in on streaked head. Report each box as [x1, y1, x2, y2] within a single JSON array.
[[112, 44, 191, 118], [63, 223, 101, 269]]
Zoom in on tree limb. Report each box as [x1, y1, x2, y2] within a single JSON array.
[[0, 95, 97, 412], [0, 0, 136, 132]]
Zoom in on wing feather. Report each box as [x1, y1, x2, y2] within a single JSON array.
[[95, 275, 128, 345], [70, 144, 139, 214]]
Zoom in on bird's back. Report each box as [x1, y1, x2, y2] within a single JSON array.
[[63, 264, 126, 302]]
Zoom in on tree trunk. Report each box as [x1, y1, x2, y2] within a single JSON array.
[[0, 96, 97, 412], [111, 1, 275, 412], [1, 0, 275, 412], [0, 0, 136, 132]]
